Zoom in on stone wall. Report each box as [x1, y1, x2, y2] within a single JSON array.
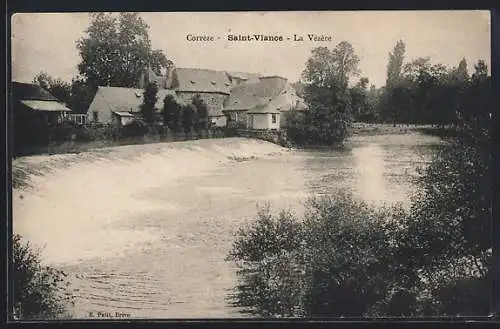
[[176, 91, 229, 117], [226, 110, 249, 127]]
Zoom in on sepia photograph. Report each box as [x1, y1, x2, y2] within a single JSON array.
[[10, 11, 492, 320]]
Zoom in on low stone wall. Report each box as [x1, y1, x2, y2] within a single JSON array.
[[235, 129, 290, 147]]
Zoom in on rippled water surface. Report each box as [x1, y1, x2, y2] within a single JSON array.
[[13, 134, 442, 318]]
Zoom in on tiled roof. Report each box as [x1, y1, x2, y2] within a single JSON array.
[[174, 68, 232, 94], [224, 78, 307, 113]]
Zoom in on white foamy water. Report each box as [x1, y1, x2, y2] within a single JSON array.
[[12, 134, 441, 318]]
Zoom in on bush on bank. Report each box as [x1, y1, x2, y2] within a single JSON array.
[[12, 234, 74, 320]]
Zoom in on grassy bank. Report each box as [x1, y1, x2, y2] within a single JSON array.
[[350, 122, 437, 136]]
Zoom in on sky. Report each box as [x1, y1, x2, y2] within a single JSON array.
[[11, 11, 491, 88]]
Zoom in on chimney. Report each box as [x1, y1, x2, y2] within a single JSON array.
[[164, 65, 176, 89], [258, 75, 288, 94]]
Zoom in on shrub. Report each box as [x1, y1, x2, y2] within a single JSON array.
[[12, 234, 74, 320], [227, 194, 414, 317], [121, 119, 149, 138]]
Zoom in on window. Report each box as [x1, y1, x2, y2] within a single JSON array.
[[271, 114, 277, 124], [93, 111, 99, 122]]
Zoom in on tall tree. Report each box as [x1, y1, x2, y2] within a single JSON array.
[[456, 58, 470, 82], [182, 104, 197, 136], [298, 42, 360, 145], [386, 40, 406, 88], [471, 60, 488, 84], [383, 40, 406, 125], [76, 13, 170, 88], [191, 94, 209, 133], [140, 82, 158, 125], [162, 94, 178, 130], [350, 77, 369, 121], [69, 77, 96, 116]]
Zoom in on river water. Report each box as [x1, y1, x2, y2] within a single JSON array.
[[12, 133, 442, 319]]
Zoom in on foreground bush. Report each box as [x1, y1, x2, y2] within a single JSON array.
[[227, 126, 491, 317], [12, 234, 74, 319], [227, 195, 413, 317]]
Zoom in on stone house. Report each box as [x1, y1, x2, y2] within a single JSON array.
[[135, 66, 263, 127], [87, 86, 176, 127], [223, 76, 308, 130]]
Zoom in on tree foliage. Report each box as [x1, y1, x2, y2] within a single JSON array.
[[32, 72, 96, 119], [289, 42, 360, 146], [76, 13, 170, 88], [182, 104, 197, 135], [191, 94, 209, 133], [12, 234, 74, 319], [33, 71, 72, 105], [377, 43, 491, 127], [140, 82, 158, 125], [162, 94, 179, 131]]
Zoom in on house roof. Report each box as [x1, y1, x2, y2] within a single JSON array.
[[13, 82, 71, 112], [174, 68, 232, 94], [88, 86, 178, 114], [13, 81, 60, 102], [224, 78, 307, 113], [20, 100, 71, 112], [112, 111, 135, 117]]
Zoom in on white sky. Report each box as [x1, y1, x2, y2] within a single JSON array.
[[11, 11, 491, 87]]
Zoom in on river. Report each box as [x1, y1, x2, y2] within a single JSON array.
[[12, 133, 442, 319]]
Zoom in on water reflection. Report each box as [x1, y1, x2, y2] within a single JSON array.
[[352, 145, 388, 203]]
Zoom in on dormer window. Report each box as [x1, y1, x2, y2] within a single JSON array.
[[211, 81, 216, 85], [224, 82, 231, 86], [135, 92, 142, 97], [190, 80, 196, 84]]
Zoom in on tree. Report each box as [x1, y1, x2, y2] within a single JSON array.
[[140, 82, 158, 125], [69, 77, 96, 118], [191, 94, 209, 135], [456, 58, 470, 82], [76, 13, 170, 88], [162, 94, 178, 131], [383, 40, 406, 125], [182, 104, 196, 135], [13, 234, 74, 319], [297, 41, 360, 146], [386, 40, 406, 88], [350, 77, 369, 121], [33, 71, 72, 105], [471, 60, 488, 84]]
